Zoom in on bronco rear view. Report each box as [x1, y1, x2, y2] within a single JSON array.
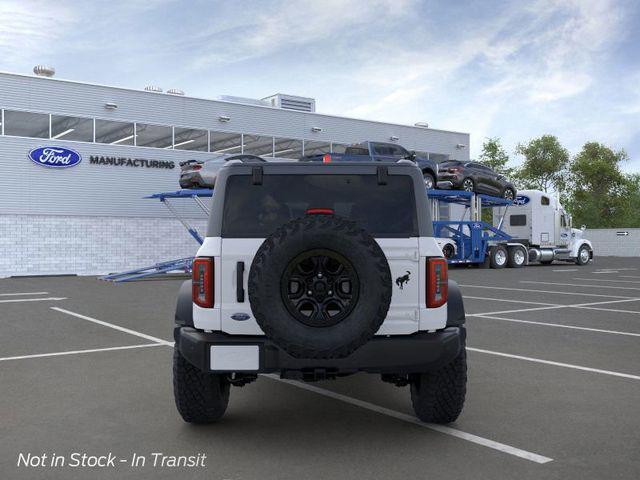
[[173, 160, 467, 424]]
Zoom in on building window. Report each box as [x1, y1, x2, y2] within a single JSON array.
[[173, 127, 208, 151], [331, 143, 348, 154], [95, 119, 135, 145], [273, 137, 302, 159], [303, 140, 331, 156], [243, 135, 274, 157], [541, 196, 550, 206], [51, 115, 93, 142], [3, 110, 49, 138], [135, 123, 172, 149], [210, 131, 243, 154]]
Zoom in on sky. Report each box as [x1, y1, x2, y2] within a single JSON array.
[[1, 0, 639, 171]]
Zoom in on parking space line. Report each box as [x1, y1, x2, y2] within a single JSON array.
[[521, 281, 640, 292], [469, 297, 640, 317], [51, 307, 174, 346], [573, 278, 640, 284], [266, 375, 553, 464], [469, 314, 640, 337], [621, 275, 640, 279], [467, 347, 640, 381], [463, 296, 560, 307], [0, 297, 67, 304], [0, 291, 49, 296], [459, 284, 636, 299], [0, 343, 164, 362], [552, 269, 578, 272]]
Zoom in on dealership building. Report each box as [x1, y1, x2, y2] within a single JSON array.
[[0, 69, 470, 278]]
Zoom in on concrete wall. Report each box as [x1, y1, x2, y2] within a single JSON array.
[[583, 228, 640, 257]]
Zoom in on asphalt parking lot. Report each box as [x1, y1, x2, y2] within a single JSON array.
[[1, 258, 639, 479]]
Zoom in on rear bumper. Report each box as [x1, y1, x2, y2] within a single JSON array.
[[175, 326, 465, 375]]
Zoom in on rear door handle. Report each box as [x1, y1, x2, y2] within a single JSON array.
[[236, 261, 245, 302]]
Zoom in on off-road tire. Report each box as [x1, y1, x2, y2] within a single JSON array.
[[173, 349, 230, 423], [249, 215, 392, 359], [410, 343, 467, 424]]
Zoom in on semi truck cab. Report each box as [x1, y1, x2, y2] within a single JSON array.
[[496, 190, 593, 265]]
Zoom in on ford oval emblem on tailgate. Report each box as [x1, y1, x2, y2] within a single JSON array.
[[28, 146, 82, 168], [231, 313, 251, 321]]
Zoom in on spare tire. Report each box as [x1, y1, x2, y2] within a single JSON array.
[[248, 215, 392, 359]]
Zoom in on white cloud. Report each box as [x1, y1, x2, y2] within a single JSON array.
[[0, 0, 76, 64]]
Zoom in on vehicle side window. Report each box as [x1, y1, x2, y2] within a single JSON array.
[[541, 196, 550, 206], [510, 215, 527, 226], [373, 145, 393, 156], [561, 215, 567, 227]]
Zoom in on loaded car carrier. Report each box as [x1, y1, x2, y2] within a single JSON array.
[[430, 188, 593, 268]]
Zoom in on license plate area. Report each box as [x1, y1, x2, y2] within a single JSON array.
[[210, 345, 260, 371]]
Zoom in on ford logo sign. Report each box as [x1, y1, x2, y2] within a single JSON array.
[[514, 195, 530, 206], [28, 146, 82, 168], [231, 313, 251, 321]]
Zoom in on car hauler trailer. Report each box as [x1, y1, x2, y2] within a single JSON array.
[[429, 189, 593, 268]]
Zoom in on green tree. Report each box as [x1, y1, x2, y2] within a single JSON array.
[[567, 142, 638, 227], [478, 137, 514, 177], [515, 135, 569, 192]]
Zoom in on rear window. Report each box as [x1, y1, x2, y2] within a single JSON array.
[[344, 146, 369, 156], [222, 174, 418, 238]]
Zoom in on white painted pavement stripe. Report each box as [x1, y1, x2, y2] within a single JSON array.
[[521, 281, 640, 292], [458, 284, 636, 299], [265, 374, 553, 464], [0, 292, 49, 296], [552, 269, 578, 272], [0, 343, 163, 362], [573, 278, 640, 284], [463, 296, 560, 307], [467, 347, 640, 381], [469, 314, 640, 337], [51, 307, 174, 346], [469, 297, 640, 317], [575, 305, 640, 315], [621, 275, 640, 279], [0, 297, 67, 304]]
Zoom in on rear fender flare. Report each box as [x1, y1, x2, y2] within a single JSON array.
[[446, 280, 465, 327], [175, 280, 194, 327]]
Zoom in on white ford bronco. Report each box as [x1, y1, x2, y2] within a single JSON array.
[[173, 161, 467, 424]]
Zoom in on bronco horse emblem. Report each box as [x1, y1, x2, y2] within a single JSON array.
[[395, 271, 411, 290]]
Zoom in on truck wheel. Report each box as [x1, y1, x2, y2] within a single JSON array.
[[489, 245, 507, 269], [507, 246, 526, 268], [576, 245, 591, 265], [423, 172, 435, 190], [173, 349, 230, 423], [410, 341, 467, 424], [249, 214, 392, 359]]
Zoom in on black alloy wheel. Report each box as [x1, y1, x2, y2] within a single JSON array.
[[462, 178, 474, 192], [281, 249, 359, 327]]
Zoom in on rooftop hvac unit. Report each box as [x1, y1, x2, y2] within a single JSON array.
[[144, 85, 163, 92], [262, 94, 316, 112], [33, 65, 55, 77], [167, 88, 185, 96]]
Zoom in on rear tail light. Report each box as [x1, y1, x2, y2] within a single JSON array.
[[192, 257, 214, 308], [192, 164, 202, 170], [306, 208, 334, 215], [322, 153, 332, 163], [426, 258, 448, 308], [448, 167, 461, 173]]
